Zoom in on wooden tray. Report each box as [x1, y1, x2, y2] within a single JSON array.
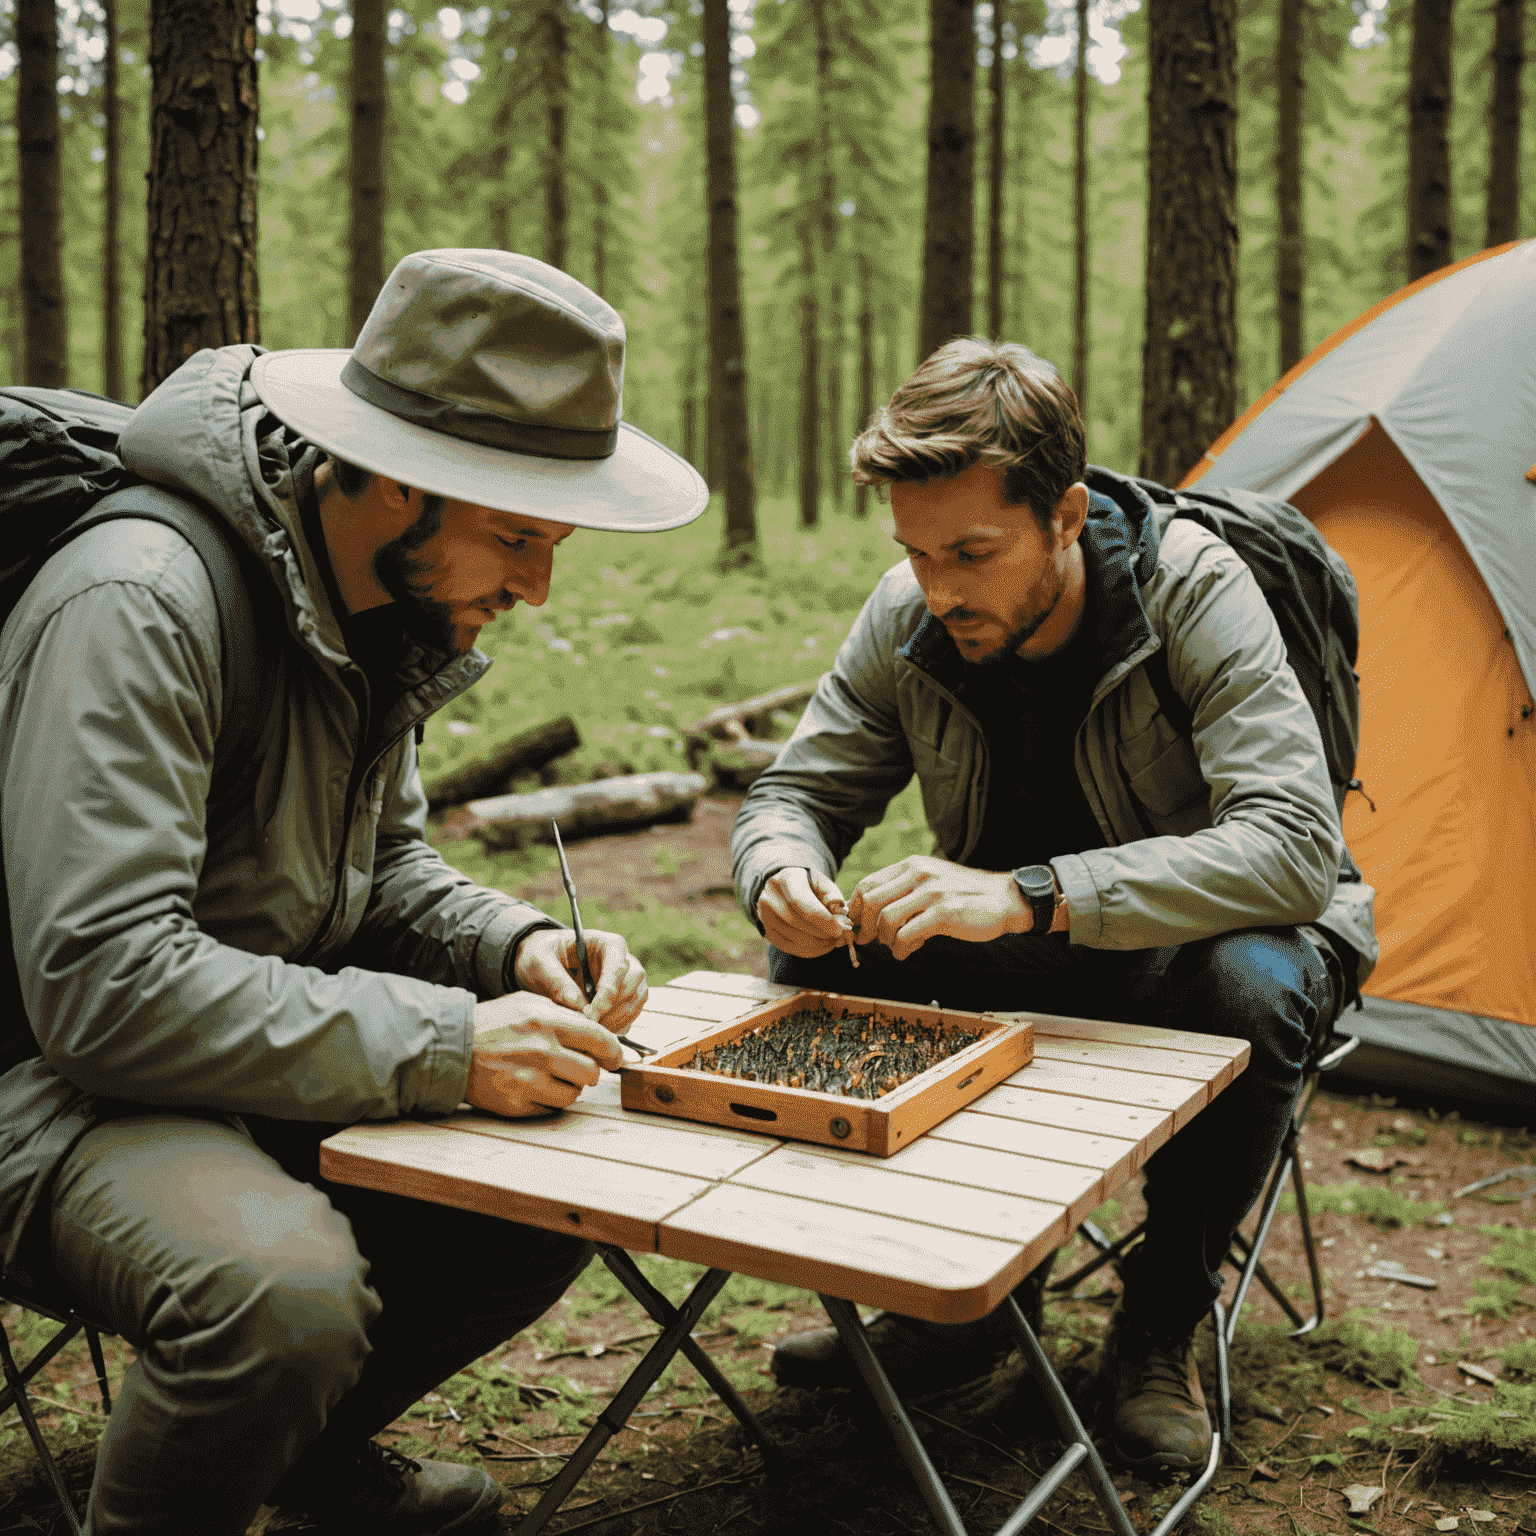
[[620, 990, 1034, 1156]]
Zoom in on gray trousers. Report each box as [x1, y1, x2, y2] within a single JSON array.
[[40, 1111, 592, 1536]]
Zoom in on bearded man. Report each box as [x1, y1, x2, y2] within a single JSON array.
[[730, 338, 1376, 1475]]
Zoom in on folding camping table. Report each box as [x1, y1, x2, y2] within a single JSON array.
[[319, 970, 1249, 1536]]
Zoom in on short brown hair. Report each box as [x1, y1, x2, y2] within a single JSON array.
[[849, 338, 1086, 529]]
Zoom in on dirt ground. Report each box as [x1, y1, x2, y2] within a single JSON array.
[[3, 799, 1533, 1536]]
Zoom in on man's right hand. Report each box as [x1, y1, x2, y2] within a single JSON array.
[[757, 867, 854, 958], [465, 993, 623, 1118]]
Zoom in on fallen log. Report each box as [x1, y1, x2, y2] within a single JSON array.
[[466, 771, 710, 850], [683, 681, 816, 745], [425, 716, 581, 808], [710, 737, 783, 790]]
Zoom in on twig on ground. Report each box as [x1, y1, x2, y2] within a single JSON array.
[[1265, 1411, 1308, 1456], [540, 1471, 753, 1536], [9, 1390, 104, 1418], [944, 1477, 1074, 1535], [910, 1406, 1042, 1477]]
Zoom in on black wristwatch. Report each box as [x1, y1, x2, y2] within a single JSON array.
[[1011, 864, 1058, 936]]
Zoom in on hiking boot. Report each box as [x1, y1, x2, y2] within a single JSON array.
[[771, 1255, 1053, 1395], [1096, 1310, 1212, 1477], [269, 1439, 503, 1533]]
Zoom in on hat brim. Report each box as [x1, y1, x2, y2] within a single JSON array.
[[250, 349, 709, 533]]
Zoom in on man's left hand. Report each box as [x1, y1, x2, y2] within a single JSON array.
[[514, 928, 648, 1032], [848, 856, 1030, 961]]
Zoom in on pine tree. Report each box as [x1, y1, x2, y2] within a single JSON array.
[[102, 0, 124, 399], [1486, 0, 1524, 245], [702, 0, 759, 554], [142, 0, 260, 392], [1072, 0, 1088, 412], [1406, 0, 1454, 279], [1275, 0, 1303, 373], [919, 0, 977, 358], [349, 0, 387, 340], [18, 0, 70, 386], [1140, 0, 1238, 483], [985, 0, 1008, 338]]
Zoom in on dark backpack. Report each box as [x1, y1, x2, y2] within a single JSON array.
[[0, 386, 287, 1073], [1092, 470, 1369, 821]]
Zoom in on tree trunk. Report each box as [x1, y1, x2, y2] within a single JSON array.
[[797, 224, 822, 530], [826, 285, 845, 510], [986, 0, 1006, 337], [1071, 0, 1088, 416], [918, 0, 976, 360], [18, 0, 70, 388], [1276, 0, 1304, 374], [467, 771, 709, 851], [593, 0, 611, 296], [702, 0, 758, 554], [1406, 0, 1454, 281], [424, 715, 581, 808], [543, 2, 570, 271], [348, 0, 386, 343], [1139, 0, 1238, 486], [142, 0, 260, 395], [810, 0, 842, 510], [855, 251, 874, 519], [488, 83, 514, 251], [102, 0, 124, 400], [1486, 0, 1524, 247]]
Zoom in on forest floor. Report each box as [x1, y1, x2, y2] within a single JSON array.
[[4, 800, 1534, 1536]]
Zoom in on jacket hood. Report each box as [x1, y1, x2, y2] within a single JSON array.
[[901, 466, 1166, 695]]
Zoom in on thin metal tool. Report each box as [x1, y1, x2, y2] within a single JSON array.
[[550, 820, 654, 1059]]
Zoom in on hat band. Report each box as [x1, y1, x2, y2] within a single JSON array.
[[340, 357, 619, 461]]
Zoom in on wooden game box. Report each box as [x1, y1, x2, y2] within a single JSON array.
[[620, 990, 1034, 1156]]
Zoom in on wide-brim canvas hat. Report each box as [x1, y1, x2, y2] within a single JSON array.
[[250, 249, 708, 532]]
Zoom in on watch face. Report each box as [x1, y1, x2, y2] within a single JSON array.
[[1015, 865, 1054, 900]]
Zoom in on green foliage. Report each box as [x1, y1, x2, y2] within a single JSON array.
[[1297, 1314, 1419, 1387], [1467, 1278, 1530, 1322], [1281, 1180, 1444, 1228], [1499, 1340, 1536, 1379], [1347, 1382, 1536, 1477], [1481, 1225, 1536, 1287]]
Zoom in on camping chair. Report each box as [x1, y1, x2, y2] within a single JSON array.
[[0, 1276, 113, 1536], [1045, 952, 1360, 1442]]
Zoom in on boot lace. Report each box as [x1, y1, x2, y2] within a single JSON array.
[[1134, 1337, 1196, 1402], [364, 1440, 423, 1481]]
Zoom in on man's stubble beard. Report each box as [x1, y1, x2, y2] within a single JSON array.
[[372, 493, 464, 654], [958, 560, 1068, 667]]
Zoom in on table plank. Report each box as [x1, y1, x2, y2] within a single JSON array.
[[658, 1183, 1034, 1323], [318, 1123, 710, 1250], [964, 1082, 1174, 1148], [430, 1109, 778, 1182], [878, 1138, 1103, 1219], [995, 1008, 1250, 1059], [1033, 1038, 1245, 1092], [667, 971, 797, 1002], [643, 985, 761, 1023], [924, 1109, 1140, 1186], [1005, 1057, 1208, 1125], [726, 1143, 1068, 1249]]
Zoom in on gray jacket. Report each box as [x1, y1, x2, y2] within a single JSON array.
[[732, 474, 1378, 983], [0, 346, 560, 1278]]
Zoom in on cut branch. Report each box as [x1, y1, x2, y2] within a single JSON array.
[[424, 716, 581, 808], [465, 772, 710, 850]]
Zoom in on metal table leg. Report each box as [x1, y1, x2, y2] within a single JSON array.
[[598, 1246, 781, 1466], [513, 1266, 733, 1536]]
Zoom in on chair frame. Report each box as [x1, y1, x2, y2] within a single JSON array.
[[0, 1283, 114, 1536]]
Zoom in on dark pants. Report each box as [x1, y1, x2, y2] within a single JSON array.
[[770, 925, 1332, 1339], [41, 1112, 592, 1536]]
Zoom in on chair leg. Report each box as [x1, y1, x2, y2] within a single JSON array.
[[1287, 1155, 1328, 1337], [84, 1327, 113, 1416], [0, 1319, 86, 1536], [1046, 1218, 1145, 1295]]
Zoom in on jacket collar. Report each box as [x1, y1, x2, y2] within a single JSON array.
[[899, 466, 1164, 696]]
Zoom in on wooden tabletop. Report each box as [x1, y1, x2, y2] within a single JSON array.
[[319, 971, 1249, 1324]]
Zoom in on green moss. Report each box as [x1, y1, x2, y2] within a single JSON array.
[[1346, 1382, 1536, 1478], [1467, 1277, 1530, 1321], [1481, 1225, 1536, 1286], [1281, 1180, 1445, 1228], [1303, 1314, 1420, 1386], [1499, 1340, 1536, 1378]]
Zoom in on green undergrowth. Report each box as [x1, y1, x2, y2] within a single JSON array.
[[1482, 1225, 1536, 1286], [1281, 1180, 1446, 1228], [1346, 1380, 1536, 1479], [1501, 1341, 1536, 1378]]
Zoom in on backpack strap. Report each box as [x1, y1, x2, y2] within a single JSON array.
[[1143, 644, 1194, 740], [55, 485, 286, 836]]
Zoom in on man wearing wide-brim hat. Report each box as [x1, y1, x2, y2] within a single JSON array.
[[0, 251, 705, 1535]]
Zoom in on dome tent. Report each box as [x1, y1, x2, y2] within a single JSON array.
[[1182, 240, 1536, 1109]]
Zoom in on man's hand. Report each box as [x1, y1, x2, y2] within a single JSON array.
[[514, 927, 648, 1031], [757, 867, 855, 958], [848, 856, 1029, 960], [465, 992, 622, 1118]]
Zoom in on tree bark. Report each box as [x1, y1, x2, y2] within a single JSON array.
[[468, 771, 709, 851], [543, 2, 570, 271], [1486, 0, 1524, 247], [102, 0, 125, 400], [855, 251, 874, 519], [1276, 0, 1304, 374], [142, 0, 260, 395], [986, 0, 1006, 338], [348, 0, 386, 343], [1072, 0, 1089, 415], [18, 0, 70, 388], [797, 224, 822, 529], [810, 0, 843, 510], [1139, 0, 1238, 486], [1406, 0, 1454, 281], [702, 0, 759, 554], [918, 0, 976, 360], [593, 0, 611, 297]]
